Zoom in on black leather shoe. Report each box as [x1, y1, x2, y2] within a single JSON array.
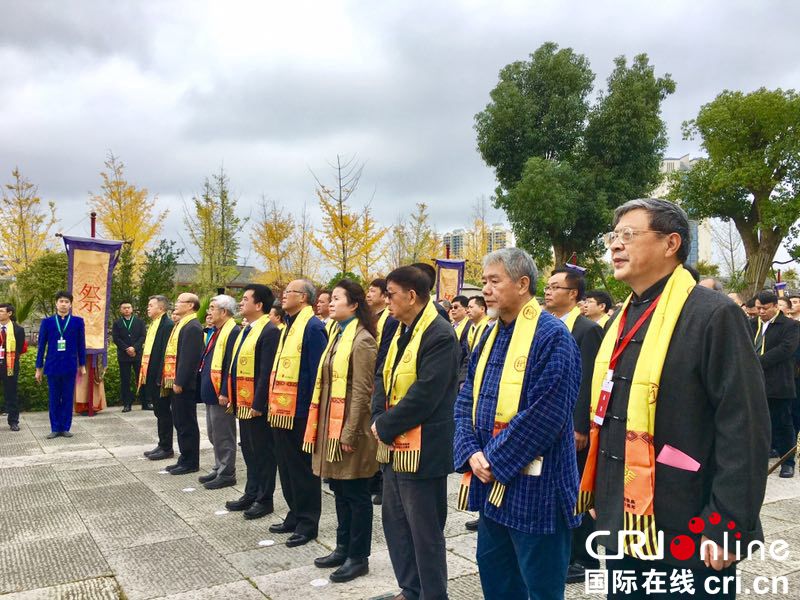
[[143, 446, 161, 457], [244, 502, 274, 520], [465, 519, 479, 532], [329, 558, 369, 583], [371, 494, 382, 505], [780, 464, 795, 478], [566, 563, 586, 584], [286, 533, 313, 548], [204, 477, 236, 490], [198, 472, 218, 484], [10, 423, 20, 432], [225, 496, 254, 511], [314, 547, 347, 568], [147, 449, 174, 461], [269, 521, 296, 534], [46, 432, 59, 439], [169, 465, 199, 476], [165, 463, 180, 472], [61, 431, 73, 438], [122, 406, 131, 413], [141, 403, 153, 410]]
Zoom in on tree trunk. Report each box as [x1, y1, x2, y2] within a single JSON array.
[[552, 243, 574, 270], [735, 217, 782, 299]]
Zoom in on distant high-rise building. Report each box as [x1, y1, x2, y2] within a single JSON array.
[[442, 229, 466, 258], [442, 224, 514, 258], [487, 223, 513, 252]]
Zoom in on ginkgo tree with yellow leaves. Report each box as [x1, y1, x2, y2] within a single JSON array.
[[251, 196, 294, 287], [89, 152, 167, 268], [0, 167, 58, 277], [309, 155, 388, 280]]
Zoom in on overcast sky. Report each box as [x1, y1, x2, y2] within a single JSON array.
[[2, 0, 798, 269]]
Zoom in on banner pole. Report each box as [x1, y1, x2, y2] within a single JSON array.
[[87, 212, 97, 417]]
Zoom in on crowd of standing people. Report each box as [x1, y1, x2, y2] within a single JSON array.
[[0, 198, 789, 599]]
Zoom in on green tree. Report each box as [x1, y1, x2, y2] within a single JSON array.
[[110, 244, 137, 315], [670, 88, 800, 298], [16, 252, 69, 316], [476, 43, 675, 267], [137, 240, 183, 315], [184, 167, 247, 294]]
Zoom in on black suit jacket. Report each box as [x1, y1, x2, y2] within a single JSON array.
[[174, 319, 203, 392], [144, 315, 173, 393], [372, 312, 460, 479], [751, 311, 800, 399], [570, 314, 604, 435], [1, 322, 26, 377], [221, 321, 281, 414], [111, 316, 146, 363]]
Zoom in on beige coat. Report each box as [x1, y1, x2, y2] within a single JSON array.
[[310, 324, 379, 480]]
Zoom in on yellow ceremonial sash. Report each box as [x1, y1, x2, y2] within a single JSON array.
[[753, 312, 778, 355], [563, 306, 582, 332], [2, 322, 17, 376], [598, 314, 610, 328], [162, 313, 197, 390], [457, 297, 541, 511], [454, 317, 469, 342], [325, 319, 337, 337], [577, 265, 696, 559], [377, 301, 439, 473], [303, 318, 359, 461], [270, 305, 316, 429], [138, 314, 163, 390], [209, 318, 237, 396], [467, 316, 490, 351], [375, 309, 389, 346], [228, 314, 271, 419]]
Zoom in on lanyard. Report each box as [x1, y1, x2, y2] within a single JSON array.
[[55, 314, 71, 339], [123, 317, 133, 332], [593, 295, 661, 426]]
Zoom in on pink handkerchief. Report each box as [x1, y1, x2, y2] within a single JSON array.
[[656, 444, 701, 472]]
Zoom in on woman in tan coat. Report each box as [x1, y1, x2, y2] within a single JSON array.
[[304, 279, 378, 583]]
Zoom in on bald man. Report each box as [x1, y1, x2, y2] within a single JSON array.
[[162, 293, 204, 475]]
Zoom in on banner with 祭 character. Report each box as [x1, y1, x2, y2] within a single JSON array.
[[435, 258, 465, 302], [63, 235, 124, 414]]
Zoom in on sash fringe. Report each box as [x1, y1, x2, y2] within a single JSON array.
[[392, 449, 420, 473], [236, 405, 252, 420], [326, 438, 342, 463], [302, 441, 314, 454], [457, 472, 472, 511], [575, 490, 594, 515], [269, 413, 294, 430], [623, 512, 659, 558], [376, 442, 391, 464], [487, 481, 506, 507]]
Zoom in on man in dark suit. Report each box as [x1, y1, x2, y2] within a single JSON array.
[[753, 289, 800, 478], [111, 301, 146, 412], [544, 267, 604, 583], [163, 293, 203, 475], [35, 291, 87, 438], [0, 303, 27, 431], [371, 265, 460, 600], [584, 199, 769, 598], [222, 284, 281, 517], [142, 295, 174, 460]]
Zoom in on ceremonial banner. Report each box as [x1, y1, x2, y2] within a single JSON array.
[[63, 236, 124, 355], [435, 259, 465, 302], [63, 236, 123, 414]]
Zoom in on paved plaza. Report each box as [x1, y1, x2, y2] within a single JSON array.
[[1, 406, 799, 599]]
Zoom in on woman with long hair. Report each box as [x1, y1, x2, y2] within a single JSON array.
[[303, 278, 378, 583]]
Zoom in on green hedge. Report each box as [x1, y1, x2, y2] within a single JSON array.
[[15, 346, 125, 412]]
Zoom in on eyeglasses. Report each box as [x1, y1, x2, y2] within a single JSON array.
[[603, 226, 665, 248], [543, 285, 576, 292]]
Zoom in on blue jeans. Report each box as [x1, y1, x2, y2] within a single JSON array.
[[477, 511, 571, 600]]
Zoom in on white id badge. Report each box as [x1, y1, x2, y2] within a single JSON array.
[[57, 338, 66, 352]]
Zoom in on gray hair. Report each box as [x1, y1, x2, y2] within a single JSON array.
[[210, 294, 237, 316], [613, 198, 691, 264], [299, 279, 317, 305], [148, 295, 169, 311], [483, 248, 538, 294]]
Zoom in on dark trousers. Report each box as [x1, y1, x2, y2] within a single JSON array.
[[170, 391, 199, 468], [330, 477, 373, 559], [382, 466, 448, 600], [477, 511, 570, 600], [152, 390, 173, 451], [369, 469, 383, 495], [240, 415, 277, 505], [793, 378, 800, 437], [1, 370, 19, 426], [572, 447, 599, 568], [768, 397, 795, 466], [47, 372, 76, 433], [606, 554, 736, 600], [118, 358, 141, 408], [273, 415, 321, 538]]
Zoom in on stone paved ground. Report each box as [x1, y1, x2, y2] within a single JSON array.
[[1, 406, 798, 599]]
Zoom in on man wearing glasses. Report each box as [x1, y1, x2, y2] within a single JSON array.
[[578, 198, 769, 599], [268, 280, 327, 548]]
